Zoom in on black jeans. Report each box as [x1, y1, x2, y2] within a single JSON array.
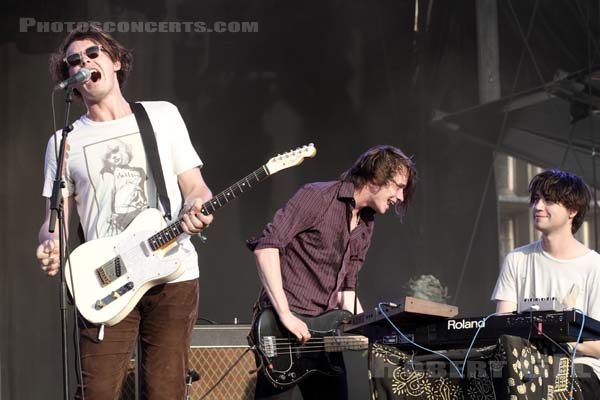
[[254, 354, 348, 400]]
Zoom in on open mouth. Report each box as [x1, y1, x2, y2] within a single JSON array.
[[90, 69, 102, 82]]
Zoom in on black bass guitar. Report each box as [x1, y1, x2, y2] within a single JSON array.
[[250, 308, 368, 388]]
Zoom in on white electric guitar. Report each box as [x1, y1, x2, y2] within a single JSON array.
[[65, 144, 317, 326]]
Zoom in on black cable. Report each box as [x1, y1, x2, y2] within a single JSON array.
[[526, 310, 534, 343], [196, 317, 219, 325], [521, 310, 537, 382], [536, 330, 573, 359], [197, 347, 253, 400], [524, 311, 583, 400], [536, 327, 577, 399]]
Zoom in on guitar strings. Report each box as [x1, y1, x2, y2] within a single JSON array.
[[269, 343, 366, 349], [264, 348, 364, 355], [267, 338, 366, 344], [263, 338, 368, 352]]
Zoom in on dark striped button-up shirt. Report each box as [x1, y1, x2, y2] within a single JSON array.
[[248, 180, 375, 316]]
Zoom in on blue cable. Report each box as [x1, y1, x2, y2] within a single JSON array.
[[459, 311, 514, 376], [569, 308, 585, 400], [377, 303, 513, 379], [377, 302, 587, 393], [377, 302, 464, 378]]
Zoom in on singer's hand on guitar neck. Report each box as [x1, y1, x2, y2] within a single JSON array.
[[180, 198, 213, 235]]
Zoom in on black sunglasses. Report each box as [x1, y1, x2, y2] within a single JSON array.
[[63, 45, 103, 67]]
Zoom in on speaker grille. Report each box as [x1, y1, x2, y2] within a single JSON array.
[[189, 347, 256, 399]]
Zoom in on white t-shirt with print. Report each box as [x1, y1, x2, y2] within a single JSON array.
[[492, 240, 600, 379], [42, 101, 202, 282]]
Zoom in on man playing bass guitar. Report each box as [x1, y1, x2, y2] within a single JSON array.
[[247, 145, 417, 399]]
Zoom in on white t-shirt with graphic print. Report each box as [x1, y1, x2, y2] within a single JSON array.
[[492, 240, 600, 380], [42, 101, 202, 282]]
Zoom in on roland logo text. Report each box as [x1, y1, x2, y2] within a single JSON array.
[[447, 319, 486, 330]]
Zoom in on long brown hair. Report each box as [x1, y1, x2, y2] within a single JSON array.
[[340, 145, 417, 216]]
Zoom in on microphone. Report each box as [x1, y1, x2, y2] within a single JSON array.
[[53, 68, 92, 90]]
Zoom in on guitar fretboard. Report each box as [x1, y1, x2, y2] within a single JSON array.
[[201, 166, 269, 215], [147, 166, 269, 251]]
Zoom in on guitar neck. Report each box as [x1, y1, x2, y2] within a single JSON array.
[[323, 335, 368, 353], [147, 165, 270, 251], [201, 165, 269, 215]]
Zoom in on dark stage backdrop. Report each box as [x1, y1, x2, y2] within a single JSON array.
[[4, 0, 572, 398]]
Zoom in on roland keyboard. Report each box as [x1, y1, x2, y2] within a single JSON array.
[[344, 310, 600, 349]]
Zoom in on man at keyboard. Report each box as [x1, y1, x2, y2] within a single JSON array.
[[492, 169, 600, 398]]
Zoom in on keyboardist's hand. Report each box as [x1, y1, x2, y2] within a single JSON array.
[[565, 341, 600, 358]]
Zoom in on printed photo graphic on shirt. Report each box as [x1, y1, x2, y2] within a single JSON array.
[[84, 132, 153, 237]]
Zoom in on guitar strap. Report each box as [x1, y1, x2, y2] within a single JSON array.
[[130, 102, 173, 221]]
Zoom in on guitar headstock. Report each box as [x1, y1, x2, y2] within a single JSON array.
[[265, 143, 317, 175]]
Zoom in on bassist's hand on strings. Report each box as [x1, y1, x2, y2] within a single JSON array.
[[280, 311, 311, 344], [36, 239, 60, 277], [180, 198, 214, 235]]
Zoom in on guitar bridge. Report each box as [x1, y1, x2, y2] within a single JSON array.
[[261, 336, 277, 358], [96, 256, 127, 287]]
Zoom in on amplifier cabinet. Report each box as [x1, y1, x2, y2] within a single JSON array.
[[120, 324, 256, 400], [189, 324, 256, 400]]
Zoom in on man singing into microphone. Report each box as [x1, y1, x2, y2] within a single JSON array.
[[35, 27, 213, 399]]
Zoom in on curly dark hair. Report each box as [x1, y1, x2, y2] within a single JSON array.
[[48, 26, 133, 98], [340, 145, 417, 216], [529, 169, 592, 234]]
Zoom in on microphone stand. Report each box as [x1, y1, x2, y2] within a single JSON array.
[[49, 87, 75, 400], [185, 369, 200, 400]]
